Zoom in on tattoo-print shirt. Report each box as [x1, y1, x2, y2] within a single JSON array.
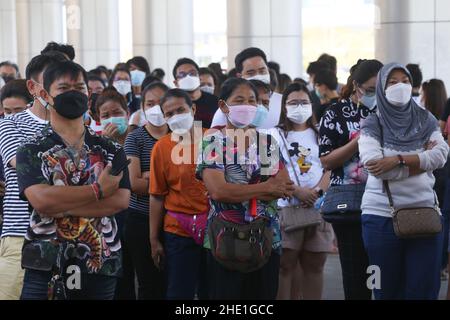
[[319, 99, 376, 186], [16, 126, 131, 277], [196, 129, 286, 253]]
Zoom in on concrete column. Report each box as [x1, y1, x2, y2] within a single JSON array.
[[132, 0, 194, 83], [227, 0, 303, 78], [375, 0, 450, 88], [0, 0, 18, 64], [65, 0, 120, 70], [16, 0, 64, 73]]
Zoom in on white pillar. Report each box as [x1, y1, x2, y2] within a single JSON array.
[[227, 0, 303, 78], [16, 0, 64, 73], [65, 0, 120, 70], [0, 0, 18, 64], [132, 0, 194, 83], [375, 0, 450, 88]]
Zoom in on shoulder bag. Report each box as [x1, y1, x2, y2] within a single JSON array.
[[277, 129, 322, 232]]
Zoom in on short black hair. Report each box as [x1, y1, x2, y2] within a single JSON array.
[[0, 79, 33, 104], [25, 52, 67, 81], [141, 75, 161, 91], [0, 61, 20, 75], [235, 47, 268, 73], [268, 61, 281, 75], [406, 63, 423, 88], [227, 68, 238, 78], [199, 67, 217, 85], [151, 68, 165, 80], [126, 56, 151, 75], [89, 67, 109, 79], [249, 79, 271, 94], [219, 77, 259, 102], [293, 78, 308, 86], [172, 58, 200, 79], [87, 75, 106, 88], [109, 64, 131, 86], [160, 88, 193, 109], [306, 61, 330, 76], [141, 82, 170, 108], [41, 42, 75, 61], [43, 61, 88, 92], [317, 54, 337, 73], [314, 69, 338, 91]]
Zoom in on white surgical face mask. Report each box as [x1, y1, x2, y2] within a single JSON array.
[[113, 80, 132, 96], [178, 75, 201, 92], [167, 112, 194, 135], [245, 73, 271, 85], [385, 83, 412, 106], [286, 103, 313, 124], [144, 105, 166, 127], [0, 77, 5, 90], [37, 96, 50, 109], [200, 85, 215, 95]]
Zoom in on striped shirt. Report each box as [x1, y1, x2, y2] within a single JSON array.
[[124, 126, 158, 214], [0, 109, 48, 238]]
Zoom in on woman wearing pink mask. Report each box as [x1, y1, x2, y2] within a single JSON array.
[[196, 78, 295, 299]]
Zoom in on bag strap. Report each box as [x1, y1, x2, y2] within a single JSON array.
[[376, 115, 438, 210], [277, 128, 302, 187]]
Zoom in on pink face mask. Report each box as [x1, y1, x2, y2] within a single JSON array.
[[226, 104, 257, 129]]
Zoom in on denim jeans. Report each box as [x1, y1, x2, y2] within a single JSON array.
[[362, 214, 443, 300], [164, 232, 207, 300], [21, 269, 117, 300]]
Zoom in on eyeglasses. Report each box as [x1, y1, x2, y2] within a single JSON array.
[[177, 71, 198, 79], [357, 85, 376, 97]]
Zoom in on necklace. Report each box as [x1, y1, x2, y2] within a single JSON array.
[[56, 127, 86, 150]]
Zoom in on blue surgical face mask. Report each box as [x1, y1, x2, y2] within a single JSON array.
[[315, 88, 324, 100], [101, 116, 128, 135], [360, 94, 377, 109], [251, 104, 269, 128]]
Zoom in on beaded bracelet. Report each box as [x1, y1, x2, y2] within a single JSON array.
[[91, 182, 104, 201]]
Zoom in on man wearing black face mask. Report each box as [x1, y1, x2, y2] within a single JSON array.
[[15, 61, 131, 300]]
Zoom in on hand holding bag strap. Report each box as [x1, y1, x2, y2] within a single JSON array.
[[277, 128, 302, 187]]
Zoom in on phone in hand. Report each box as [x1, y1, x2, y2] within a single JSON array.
[[110, 159, 131, 176]]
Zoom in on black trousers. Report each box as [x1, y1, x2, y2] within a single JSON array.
[[123, 209, 166, 300], [332, 222, 372, 300], [207, 251, 280, 300]]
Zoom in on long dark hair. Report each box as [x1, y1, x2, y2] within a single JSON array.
[[277, 82, 318, 137], [341, 59, 383, 99], [422, 79, 448, 119]]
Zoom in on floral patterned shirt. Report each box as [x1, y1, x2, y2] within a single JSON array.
[[319, 99, 377, 186], [16, 126, 131, 277], [196, 129, 286, 252]]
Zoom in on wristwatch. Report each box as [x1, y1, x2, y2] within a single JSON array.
[[397, 155, 406, 167]]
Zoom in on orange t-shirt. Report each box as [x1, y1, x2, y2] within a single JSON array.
[[149, 133, 208, 237]]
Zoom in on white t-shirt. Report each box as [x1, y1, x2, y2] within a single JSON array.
[[268, 127, 324, 208], [210, 92, 283, 129]]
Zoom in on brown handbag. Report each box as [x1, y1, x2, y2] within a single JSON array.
[[277, 129, 322, 232], [376, 115, 442, 239], [383, 180, 442, 239]]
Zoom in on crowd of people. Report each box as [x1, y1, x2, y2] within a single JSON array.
[[0, 41, 450, 300]]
